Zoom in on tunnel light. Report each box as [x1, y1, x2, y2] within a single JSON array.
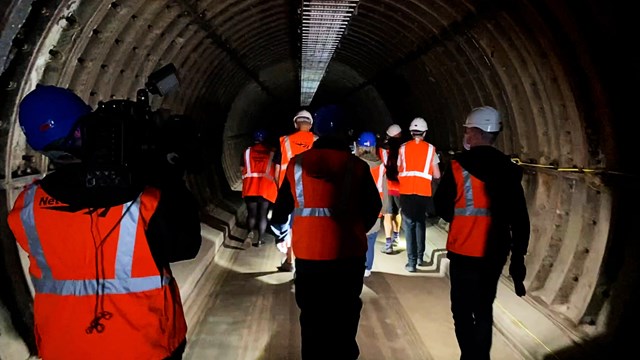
[[300, 0, 359, 106]]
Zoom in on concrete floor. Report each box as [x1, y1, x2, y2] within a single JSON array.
[[182, 221, 560, 360]]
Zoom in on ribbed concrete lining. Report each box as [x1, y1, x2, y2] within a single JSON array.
[[0, 0, 633, 353]]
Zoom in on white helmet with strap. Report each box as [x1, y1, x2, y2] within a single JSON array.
[[409, 117, 428, 132], [386, 124, 402, 137], [293, 110, 313, 126], [464, 106, 501, 132]]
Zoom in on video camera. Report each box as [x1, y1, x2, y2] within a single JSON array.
[[79, 63, 201, 189]]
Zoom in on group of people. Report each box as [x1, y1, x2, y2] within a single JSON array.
[[9, 84, 530, 360], [240, 106, 530, 360]]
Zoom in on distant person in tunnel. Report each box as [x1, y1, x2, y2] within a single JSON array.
[[270, 125, 381, 360], [7, 85, 202, 360], [241, 129, 279, 247], [272, 109, 318, 272], [433, 106, 530, 360], [378, 123, 403, 254], [355, 131, 385, 277], [396, 117, 441, 272]]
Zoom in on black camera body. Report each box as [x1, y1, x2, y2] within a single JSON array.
[[79, 65, 201, 189]]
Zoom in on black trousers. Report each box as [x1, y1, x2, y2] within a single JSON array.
[[449, 257, 503, 360], [294, 257, 365, 360]]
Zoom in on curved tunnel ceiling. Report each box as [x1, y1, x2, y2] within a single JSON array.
[[0, 0, 637, 356]]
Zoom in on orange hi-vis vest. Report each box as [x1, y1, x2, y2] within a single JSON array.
[[378, 147, 399, 193], [370, 163, 385, 200], [286, 150, 367, 260], [397, 138, 437, 196], [370, 163, 385, 217], [446, 160, 492, 257], [7, 184, 186, 360], [279, 130, 317, 187], [242, 143, 278, 203]]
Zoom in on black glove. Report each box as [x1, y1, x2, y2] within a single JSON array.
[[509, 255, 527, 297]]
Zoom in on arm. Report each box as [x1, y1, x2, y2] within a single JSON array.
[[507, 171, 530, 296], [433, 165, 455, 223], [269, 174, 295, 242], [358, 162, 383, 231], [146, 183, 202, 264]]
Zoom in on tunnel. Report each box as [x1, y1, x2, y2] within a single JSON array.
[[0, 0, 637, 359]]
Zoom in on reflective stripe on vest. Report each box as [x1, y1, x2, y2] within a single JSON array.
[[372, 165, 385, 197], [242, 147, 276, 182], [446, 161, 492, 257], [283, 136, 294, 160], [398, 142, 434, 180], [292, 156, 333, 217], [454, 167, 491, 217], [20, 186, 169, 295]]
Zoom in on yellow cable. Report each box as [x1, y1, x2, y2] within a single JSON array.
[[495, 301, 561, 359]]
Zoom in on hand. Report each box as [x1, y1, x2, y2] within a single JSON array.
[[509, 255, 527, 297], [276, 241, 288, 254]]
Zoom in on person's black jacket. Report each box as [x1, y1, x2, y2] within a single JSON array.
[[270, 134, 382, 241], [39, 163, 202, 270], [433, 146, 530, 263]]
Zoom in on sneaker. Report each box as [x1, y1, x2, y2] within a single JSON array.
[[252, 239, 265, 247], [277, 261, 293, 272], [405, 264, 417, 273], [392, 232, 400, 245], [243, 231, 255, 249], [381, 246, 394, 254], [417, 259, 427, 266], [364, 269, 372, 277]]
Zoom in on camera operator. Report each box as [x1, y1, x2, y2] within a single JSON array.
[[7, 85, 202, 360]]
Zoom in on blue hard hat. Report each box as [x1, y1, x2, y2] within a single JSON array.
[[357, 131, 377, 147], [18, 85, 92, 151], [253, 129, 267, 143]]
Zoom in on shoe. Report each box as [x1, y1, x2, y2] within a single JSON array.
[[417, 259, 427, 266], [277, 261, 293, 272], [381, 247, 394, 254], [392, 232, 400, 245], [252, 239, 265, 247], [364, 269, 372, 277], [405, 264, 417, 273]]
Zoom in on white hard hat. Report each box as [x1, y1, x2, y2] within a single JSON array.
[[409, 117, 428, 132], [293, 110, 313, 126], [386, 124, 402, 137], [464, 106, 501, 132]]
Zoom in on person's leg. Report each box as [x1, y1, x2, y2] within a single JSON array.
[[450, 258, 481, 360], [244, 198, 258, 248], [473, 265, 503, 360], [246, 198, 258, 231], [278, 213, 294, 271], [391, 196, 401, 244], [400, 195, 417, 271], [331, 259, 365, 360], [253, 197, 270, 246], [365, 232, 377, 275], [383, 214, 393, 238], [415, 196, 429, 265], [294, 260, 324, 359]]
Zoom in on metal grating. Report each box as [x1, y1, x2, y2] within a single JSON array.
[[300, 0, 358, 105]]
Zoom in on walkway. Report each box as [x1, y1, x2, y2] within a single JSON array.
[[183, 222, 529, 360]]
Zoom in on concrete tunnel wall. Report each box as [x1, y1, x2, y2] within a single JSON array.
[[0, 0, 637, 357]]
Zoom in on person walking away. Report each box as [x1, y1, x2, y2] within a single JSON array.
[[273, 109, 318, 271], [433, 106, 530, 360], [7, 85, 202, 359], [241, 129, 279, 247], [355, 131, 385, 277], [378, 123, 403, 253], [270, 130, 381, 360], [396, 117, 441, 272]]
